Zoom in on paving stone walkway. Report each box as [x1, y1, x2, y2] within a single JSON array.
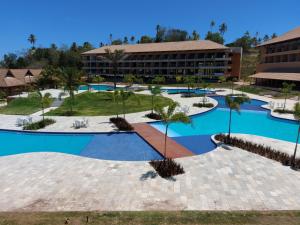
[[0, 146, 299, 211]]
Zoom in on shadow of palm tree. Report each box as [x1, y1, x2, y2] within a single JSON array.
[[140, 171, 157, 181]]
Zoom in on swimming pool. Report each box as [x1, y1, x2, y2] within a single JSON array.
[[78, 84, 121, 91], [163, 88, 214, 95], [0, 130, 163, 161], [151, 96, 299, 143]]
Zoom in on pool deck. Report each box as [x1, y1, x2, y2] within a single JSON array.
[[133, 123, 194, 158]]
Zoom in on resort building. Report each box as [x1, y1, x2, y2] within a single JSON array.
[[0, 69, 42, 95], [250, 26, 300, 87], [81, 40, 242, 81]]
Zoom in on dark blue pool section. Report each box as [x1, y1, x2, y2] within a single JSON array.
[[80, 133, 163, 161], [172, 135, 216, 155], [211, 96, 268, 111]]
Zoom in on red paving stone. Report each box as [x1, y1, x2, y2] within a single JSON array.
[[133, 123, 194, 158]]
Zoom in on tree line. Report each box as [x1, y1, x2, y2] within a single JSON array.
[[0, 21, 277, 69]]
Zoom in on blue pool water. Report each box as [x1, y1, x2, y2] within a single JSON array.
[[78, 84, 119, 91], [164, 88, 214, 95], [151, 96, 299, 144], [0, 130, 163, 161]]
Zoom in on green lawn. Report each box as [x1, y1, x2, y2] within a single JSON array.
[[0, 97, 46, 115], [0, 211, 299, 225], [46, 92, 173, 116]]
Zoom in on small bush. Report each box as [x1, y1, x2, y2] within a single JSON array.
[[145, 112, 162, 120], [23, 118, 56, 130], [215, 134, 299, 169], [193, 103, 214, 108], [274, 109, 295, 114], [150, 158, 185, 178], [110, 117, 134, 131]]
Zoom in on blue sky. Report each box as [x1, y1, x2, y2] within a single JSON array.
[[1, 0, 299, 58]]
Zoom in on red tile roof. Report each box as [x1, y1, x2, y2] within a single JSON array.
[[82, 40, 228, 55], [249, 72, 300, 81], [258, 26, 300, 46]]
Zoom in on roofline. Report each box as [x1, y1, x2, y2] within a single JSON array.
[[81, 40, 229, 55]]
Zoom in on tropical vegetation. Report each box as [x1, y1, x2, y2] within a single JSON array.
[[154, 102, 191, 157], [225, 95, 250, 141]]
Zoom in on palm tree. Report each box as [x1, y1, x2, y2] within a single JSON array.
[[130, 36, 135, 44], [148, 85, 162, 114], [200, 80, 210, 104], [282, 82, 295, 111], [192, 30, 200, 40], [210, 20, 215, 31], [225, 95, 250, 141], [119, 90, 140, 118], [291, 102, 300, 169], [37, 91, 52, 122], [183, 76, 195, 96], [60, 67, 81, 114], [100, 49, 126, 90], [155, 102, 191, 157], [219, 23, 228, 36], [111, 90, 121, 118], [28, 34, 37, 49]]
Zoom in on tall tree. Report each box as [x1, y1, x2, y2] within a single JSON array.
[[60, 67, 81, 114], [123, 36, 129, 44], [291, 102, 300, 169], [210, 20, 215, 31], [282, 82, 295, 111], [219, 23, 228, 36], [28, 34, 37, 49], [109, 33, 113, 44], [37, 91, 52, 122], [205, 32, 224, 44], [140, 35, 153, 43], [148, 85, 162, 114], [154, 102, 191, 157], [100, 49, 126, 89], [119, 90, 139, 118], [192, 30, 200, 40], [130, 36, 135, 44], [225, 95, 250, 141]]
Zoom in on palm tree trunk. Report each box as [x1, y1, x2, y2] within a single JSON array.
[[122, 100, 125, 118], [291, 122, 300, 168], [116, 101, 119, 118], [42, 103, 45, 122], [113, 69, 117, 90], [284, 95, 287, 111], [151, 95, 154, 114], [164, 124, 169, 158], [228, 108, 232, 142]]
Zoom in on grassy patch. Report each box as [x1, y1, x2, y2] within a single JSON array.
[[23, 118, 56, 130], [0, 97, 52, 115], [0, 211, 299, 225], [46, 92, 172, 116]]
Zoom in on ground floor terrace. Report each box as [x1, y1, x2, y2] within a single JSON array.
[[0, 87, 299, 211]]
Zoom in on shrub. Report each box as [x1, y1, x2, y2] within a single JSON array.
[[23, 118, 56, 130], [193, 103, 214, 108], [181, 93, 204, 98], [215, 134, 299, 168], [274, 109, 295, 114], [110, 117, 133, 131], [145, 112, 161, 120], [150, 158, 185, 178]]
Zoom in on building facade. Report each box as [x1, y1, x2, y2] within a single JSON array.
[[81, 40, 242, 81], [250, 26, 300, 87]]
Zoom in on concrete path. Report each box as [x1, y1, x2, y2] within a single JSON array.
[[0, 146, 299, 211]]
